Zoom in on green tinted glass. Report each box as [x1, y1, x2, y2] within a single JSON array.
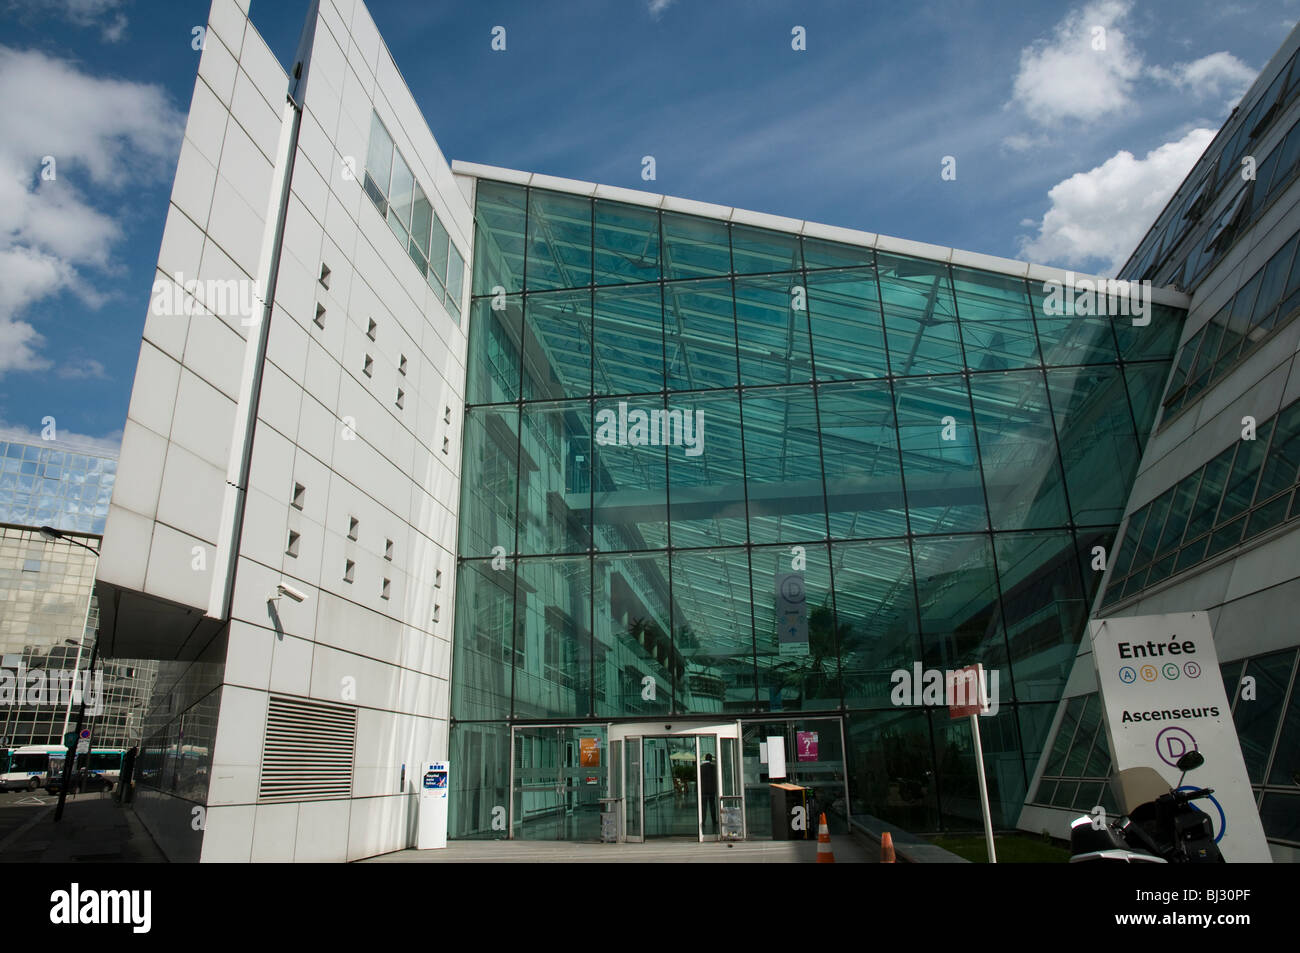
[[971, 370, 1069, 530], [817, 381, 907, 539], [662, 212, 730, 280], [741, 386, 825, 544], [878, 254, 962, 376], [731, 224, 801, 276], [751, 543, 837, 712], [952, 267, 1038, 370], [512, 555, 592, 718], [526, 189, 592, 291], [806, 267, 889, 380], [594, 552, 672, 717], [517, 400, 592, 555], [670, 547, 755, 712], [594, 199, 660, 284], [834, 539, 919, 707], [473, 180, 526, 295], [593, 395, 668, 551], [734, 274, 812, 385], [894, 376, 987, 533], [1048, 366, 1139, 526], [594, 284, 663, 396], [664, 279, 737, 391]]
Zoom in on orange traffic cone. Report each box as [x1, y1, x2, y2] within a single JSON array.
[[816, 813, 835, 863], [881, 831, 896, 863]]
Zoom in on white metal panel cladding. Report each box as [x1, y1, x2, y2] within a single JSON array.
[[258, 695, 358, 801]]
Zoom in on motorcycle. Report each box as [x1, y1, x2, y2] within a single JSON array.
[[1069, 750, 1225, 863]]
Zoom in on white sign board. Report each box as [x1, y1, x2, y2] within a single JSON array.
[[1090, 612, 1270, 862], [417, 760, 449, 850]]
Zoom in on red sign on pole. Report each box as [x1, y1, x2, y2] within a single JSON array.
[[947, 664, 989, 719]]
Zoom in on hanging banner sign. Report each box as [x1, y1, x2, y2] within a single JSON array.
[[776, 573, 808, 656], [1090, 612, 1270, 862]]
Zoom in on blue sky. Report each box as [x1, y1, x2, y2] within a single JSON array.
[[0, 0, 1297, 450]]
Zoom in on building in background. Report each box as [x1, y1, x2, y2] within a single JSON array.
[[1021, 21, 1300, 862], [0, 429, 156, 752]]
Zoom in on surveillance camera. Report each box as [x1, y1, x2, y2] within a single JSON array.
[[275, 583, 308, 603]]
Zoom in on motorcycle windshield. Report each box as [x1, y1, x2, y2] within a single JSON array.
[[1112, 766, 1171, 814]]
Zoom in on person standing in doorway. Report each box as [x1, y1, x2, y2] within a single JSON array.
[[700, 753, 719, 833]]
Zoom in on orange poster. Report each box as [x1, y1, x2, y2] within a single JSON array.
[[579, 737, 601, 767]]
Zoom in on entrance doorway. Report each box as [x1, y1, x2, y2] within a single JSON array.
[[608, 722, 744, 843]]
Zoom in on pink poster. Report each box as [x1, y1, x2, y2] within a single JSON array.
[[796, 731, 819, 761]]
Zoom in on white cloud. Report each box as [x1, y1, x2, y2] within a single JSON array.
[[1148, 51, 1256, 107], [0, 46, 183, 376], [1018, 127, 1215, 275], [647, 0, 677, 19], [1009, 0, 1144, 125], [4, 0, 129, 43], [57, 357, 107, 380], [0, 420, 121, 456]]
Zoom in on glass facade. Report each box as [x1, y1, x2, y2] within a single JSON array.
[[0, 432, 117, 535], [450, 180, 1186, 838], [1103, 394, 1300, 606]]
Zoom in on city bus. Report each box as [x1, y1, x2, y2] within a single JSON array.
[[0, 744, 65, 792], [46, 747, 126, 794]]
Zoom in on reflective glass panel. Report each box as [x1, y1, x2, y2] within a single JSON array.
[[594, 284, 663, 396], [670, 547, 755, 713], [971, 370, 1069, 530], [526, 189, 591, 291], [806, 267, 889, 381], [878, 254, 962, 375], [741, 386, 825, 544], [517, 400, 592, 555], [734, 274, 812, 385], [817, 380, 907, 539], [952, 267, 1038, 370], [512, 556, 592, 719], [661, 212, 730, 281], [1048, 366, 1140, 526], [894, 376, 987, 534], [664, 279, 738, 392], [593, 552, 672, 717], [594, 199, 660, 284], [834, 538, 920, 708]]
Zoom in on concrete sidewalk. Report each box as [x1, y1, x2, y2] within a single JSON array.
[[0, 796, 166, 863], [364, 834, 873, 863]]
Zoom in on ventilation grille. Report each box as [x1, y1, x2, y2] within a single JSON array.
[[258, 695, 357, 802]]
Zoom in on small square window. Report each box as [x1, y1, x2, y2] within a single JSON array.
[[292, 483, 306, 509], [442, 436, 450, 454], [367, 318, 377, 341], [381, 578, 391, 600], [396, 388, 405, 409], [22, 558, 40, 573], [385, 539, 394, 561], [286, 530, 301, 558], [433, 604, 440, 623], [434, 569, 442, 588], [363, 355, 374, 378], [344, 559, 355, 583], [314, 303, 326, 329], [399, 355, 408, 376], [319, 263, 331, 289], [348, 516, 359, 541], [444, 406, 452, 424]]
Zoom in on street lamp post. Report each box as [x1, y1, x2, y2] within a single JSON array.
[[40, 527, 101, 824]]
